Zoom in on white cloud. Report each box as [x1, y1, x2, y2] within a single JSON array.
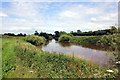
[[59, 10, 80, 19], [0, 12, 8, 17], [91, 18, 97, 22], [1, 0, 120, 2], [9, 2, 38, 17], [92, 12, 117, 23], [1, 2, 118, 34], [85, 8, 100, 15]]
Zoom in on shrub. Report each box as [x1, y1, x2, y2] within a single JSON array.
[[59, 34, 72, 42], [97, 34, 120, 51], [25, 35, 46, 46]]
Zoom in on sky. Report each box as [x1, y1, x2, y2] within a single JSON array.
[[0, 0, 119, 34]]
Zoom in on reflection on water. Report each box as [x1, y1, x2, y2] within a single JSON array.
[[42, 39, 114, 67], [59, 42, 72, 47]]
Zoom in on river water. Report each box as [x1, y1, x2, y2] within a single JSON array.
[[42, 39, 114, 67]]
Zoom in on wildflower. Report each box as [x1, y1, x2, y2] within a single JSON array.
[[106, 70, 114, 73], [115, 61, 120, 64], [29, 70, 33, 73]]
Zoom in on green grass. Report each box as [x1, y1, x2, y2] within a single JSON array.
[[0, 38, 2, 80], [2, 37, 118, 78], [2, 38, 16, 77]]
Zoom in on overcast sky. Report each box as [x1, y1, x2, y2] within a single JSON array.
[[0, 0, 119, 34]]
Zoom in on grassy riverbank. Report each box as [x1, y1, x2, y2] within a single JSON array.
[[59, 34, 120, 51], [1, 36, 118, 78]]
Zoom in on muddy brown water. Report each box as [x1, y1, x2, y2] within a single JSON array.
[[42, 39, 114, 67]]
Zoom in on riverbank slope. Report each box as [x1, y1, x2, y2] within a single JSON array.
[[1, 36, 118, 78]]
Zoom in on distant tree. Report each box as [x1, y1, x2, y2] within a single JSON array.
[[54, 31, 60, 36], [77, 30, 82, 33], [54, 31, 60, 40], [4, 33, 15, 36], [17, 33, 26, 36], [39, 32, 49, 40], [34, 31, 39, 35], [109, 26, 117, 34], [59, 31, 67, 35]]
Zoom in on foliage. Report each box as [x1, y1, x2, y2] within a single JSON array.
[[34, 31, 53, 40], [25, 35, 46, 46], [16, 33, 26, 36], [70, 36, 100, 45], [59, 34, 72, 42], [71, 26, 119, 36], [97, 34, 120, 51]]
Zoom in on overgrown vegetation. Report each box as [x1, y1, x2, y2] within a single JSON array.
[[58, 34, 120, 51], [25, 35, 46, 46], [2, 37, 118, 78], [58, 34, 72, 42], [1, 26, 119, 78]]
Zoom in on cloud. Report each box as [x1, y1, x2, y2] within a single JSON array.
[[91, 12, 117, 23], [90, 18, 97, 22], [1, 2, 118, 34], [1, 0, 120, 2], [59, 10, 80, 19], [0, 11, 8, 17], [9, 2, 39, 17]]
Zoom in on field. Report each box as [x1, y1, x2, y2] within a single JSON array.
[[1, 36, 119, 78]]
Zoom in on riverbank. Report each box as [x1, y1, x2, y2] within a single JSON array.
[[59, 34, 120, 51], [1, 37, 118, 78]]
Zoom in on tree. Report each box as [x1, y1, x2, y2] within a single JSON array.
[[17, 33, 26, 36], [34, 31, 39, 35], [110, 26, 117, 34], [77, 30, 81, 33]]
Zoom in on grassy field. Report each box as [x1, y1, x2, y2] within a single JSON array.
[[1, 36, 119, 78]]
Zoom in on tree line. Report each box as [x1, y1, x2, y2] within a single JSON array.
[[70, 26, 120, 36], [3, 26, 120, 40]]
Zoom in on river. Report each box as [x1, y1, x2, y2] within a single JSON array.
[[42, 39, 114, 67]]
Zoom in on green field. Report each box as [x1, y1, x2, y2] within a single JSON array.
[[1, 36, 119, 78]]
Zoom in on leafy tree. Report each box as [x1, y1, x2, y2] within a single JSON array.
[[110, 26, 117, 34], [34, 31, 39, 35], [17, 33, 26, 36], [77, 30, 82, 33], [4, 33, 15, 36]]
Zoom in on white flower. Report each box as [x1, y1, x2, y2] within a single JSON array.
[[107, 70, 114, 73], [29, 70, 33, 73], [116, 61, 120, 64]]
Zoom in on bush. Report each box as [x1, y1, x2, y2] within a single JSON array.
[[59, 34, 72, 42], [97, 34, 120, 51], [25, 35, 46, 46]]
